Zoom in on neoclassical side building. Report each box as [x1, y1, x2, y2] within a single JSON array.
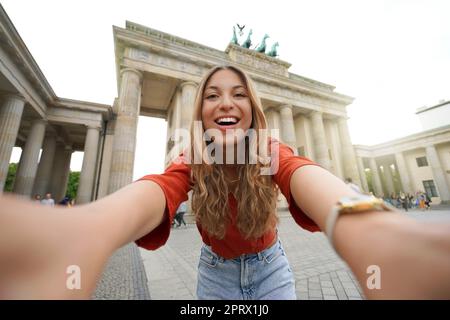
[[354, 101, 450, 204], [0, 7, 111, 204], [2, 6, 447, 206]]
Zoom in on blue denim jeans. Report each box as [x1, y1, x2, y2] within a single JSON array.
[[196, 238, 296, 300]]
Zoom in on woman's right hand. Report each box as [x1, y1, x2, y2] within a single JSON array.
[[0, 180, 166, 299], [0, 194, 112, 299]]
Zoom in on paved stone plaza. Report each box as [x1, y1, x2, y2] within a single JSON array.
[[91, 207, 450, 300], [138, 208, 450, 300], [93, 243, 150, 299]]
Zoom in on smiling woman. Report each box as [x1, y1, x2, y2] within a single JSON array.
[[1, 65, 450, 300], [200, 68, 254, 145]]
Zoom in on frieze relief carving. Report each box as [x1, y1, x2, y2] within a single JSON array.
[[127, 48, 344, 111], [126, 22, 226, 60], [226, 44, 290, 77], [255, 80, 344, 112], [234, 54, 286, 76], [128, 48, 205, 76]]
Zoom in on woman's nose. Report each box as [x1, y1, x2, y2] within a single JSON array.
[[219, 95, 234, 110]]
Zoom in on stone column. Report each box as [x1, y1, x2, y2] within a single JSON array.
[[394, 152, 413, 194], [13, 119, 47, 196], [58, 146, 73, 203], [356, 156, 369, 192], [425, 145, 450, 202], [77, 126, 101, 204], [179, 81, 197, 130], [178, 82, 198, 221], [169, 92, 180, 132], [337, 117, 361, 186], [49, 143, 72, 202], [265, 107, 281, 130], [310, 111, 331, 169], [33, 134, 57, 197], [96, 120, 115, 199], [369, 158, 383, 197], [279, 104, 298, 154], [108, 68, 142, 194], [0, 94, 26, 191], [382, 162, 395, 196]]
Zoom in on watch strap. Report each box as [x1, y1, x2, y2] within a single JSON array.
[[326, 197, 397, 251]]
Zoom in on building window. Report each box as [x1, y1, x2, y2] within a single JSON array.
[[416, 156, 428, 167], [422, 180, 438, 198], [297, 146, 305, 157]]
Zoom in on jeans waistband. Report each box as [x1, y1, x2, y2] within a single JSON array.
[[202, 237, 280, 262]]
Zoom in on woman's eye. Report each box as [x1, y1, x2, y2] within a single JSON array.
[[235, 93, 247, 98], [205, 94, 218, 100]]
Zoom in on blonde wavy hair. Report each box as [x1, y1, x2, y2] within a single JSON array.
[[189, 65, 279, 240]]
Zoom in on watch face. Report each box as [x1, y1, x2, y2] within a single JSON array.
[[338, 195, 383, 213]]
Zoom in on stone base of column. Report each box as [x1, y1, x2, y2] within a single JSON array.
[[183, 213, 196, 224], [277, 195, 289, 212]]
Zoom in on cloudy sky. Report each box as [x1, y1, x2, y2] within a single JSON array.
[[3, 0, 449, 178]]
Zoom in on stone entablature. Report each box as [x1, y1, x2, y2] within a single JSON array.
[[354, 125, 450, 158], [0, 45, 49, 118], [0, 5, 115, 202], [0, 9, 55, 116], [114, 23, 353, 112], [0, 7, 113, 127], [125, 21, 228, 61], [121, 43, 350, 118], [120, 49, 351, 115], [123, 22, 338, 95], [52, 98, 112, 127], [47, 107, 103, 129], [225, 43, 291, 77], [288, 73, 335, 91]]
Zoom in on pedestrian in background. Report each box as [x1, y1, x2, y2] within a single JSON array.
[[40, 192, 55, 206], [174, 201, 187, 228]]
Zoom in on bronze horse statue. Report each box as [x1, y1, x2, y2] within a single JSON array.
[[255, 34, 269, 53], [266, 42, 279, 57]]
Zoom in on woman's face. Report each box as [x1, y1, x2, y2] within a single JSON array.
[[201, 69, 253, 146]]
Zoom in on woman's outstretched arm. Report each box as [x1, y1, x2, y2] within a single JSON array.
[[0, 180, 166, 299], [290, 165, 450, 299]]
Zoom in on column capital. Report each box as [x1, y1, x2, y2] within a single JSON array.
[[310, 110, 324, 117], [337, 115, 350, 122], [264, 106, 278, 113], [179, 81, 198, 89], [85, 124, 102, 131], [30, 118, 48, 126], [120, 68, 143, 81], [279, 104, 293, 111], [55, 140, 72, 150], [63, 143, 73, 151], [1, 92, 26, 103], [44, 131, 57, 139]]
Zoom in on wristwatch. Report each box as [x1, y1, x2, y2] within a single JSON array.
[[326, 194, 397, 250]]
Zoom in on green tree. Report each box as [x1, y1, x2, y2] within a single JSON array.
[[365, 169, 374, 194], [4, 163, 17, 192], [66, 171, 80, 200]]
